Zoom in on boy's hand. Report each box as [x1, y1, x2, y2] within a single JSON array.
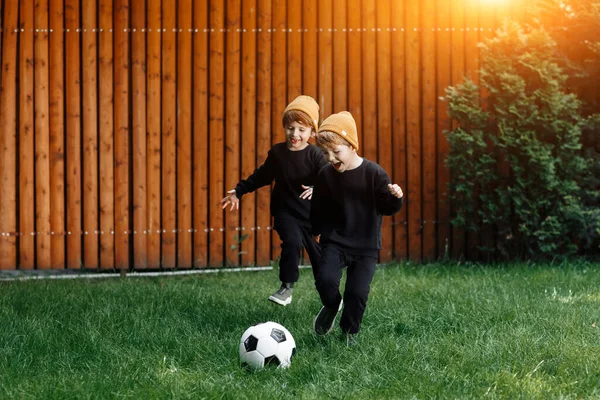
[[300, 185, 314, 200], [220, 189, 240, 211], [388, 183, 403, 199]]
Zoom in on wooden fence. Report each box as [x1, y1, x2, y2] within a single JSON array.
[[0, 0, 526, 270]]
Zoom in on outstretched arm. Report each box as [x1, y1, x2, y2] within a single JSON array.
[[234, 149, 277, 198], [221, 150, 277, 212]]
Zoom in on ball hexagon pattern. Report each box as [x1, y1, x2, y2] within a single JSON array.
[[239, 321, 296, 369]]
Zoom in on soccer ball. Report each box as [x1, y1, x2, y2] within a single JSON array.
[[239, 321, 296, 369]]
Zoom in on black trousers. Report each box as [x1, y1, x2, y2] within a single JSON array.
[[315, 244, 377, 334], [273, 215, 321, 284]]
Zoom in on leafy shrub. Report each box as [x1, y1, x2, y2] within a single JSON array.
[[445, 21, 599, 259]]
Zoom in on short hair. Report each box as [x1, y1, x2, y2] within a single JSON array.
[[315, 130, 352, 150], [282, 109, 315, 131]]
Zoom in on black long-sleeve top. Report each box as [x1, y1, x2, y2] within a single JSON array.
[[310, 159, 404, 257], [234, 142, 327, 222]]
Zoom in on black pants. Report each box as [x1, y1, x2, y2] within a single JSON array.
[[273, 215, 321, 284], [315, 244, 377, 334]]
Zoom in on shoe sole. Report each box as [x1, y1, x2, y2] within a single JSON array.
[[313, 300, 343, 336], [268, 295, 292, 306]]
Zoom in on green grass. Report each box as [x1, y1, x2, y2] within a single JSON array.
[[1, 261, 600, 399]]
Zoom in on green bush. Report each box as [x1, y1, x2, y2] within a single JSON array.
[[445, 21, 599, 259], [535, 0, 600, 115]]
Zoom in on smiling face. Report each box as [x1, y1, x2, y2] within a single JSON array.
[[316, 130, 362, 173], [282, 109, 316, 151], [321, 143, 361, 173], [285, 121, 313, 151]]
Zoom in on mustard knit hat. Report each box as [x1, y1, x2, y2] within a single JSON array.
[[318, 111, 359, 151], [283, 95, 320, 132]]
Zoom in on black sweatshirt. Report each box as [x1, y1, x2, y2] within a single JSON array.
[[310, 158, 404, 257], [234, 142, 327, 222]]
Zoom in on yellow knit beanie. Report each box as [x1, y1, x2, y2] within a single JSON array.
[[318, 111, 359, 151], [283, 95, 320, 132]]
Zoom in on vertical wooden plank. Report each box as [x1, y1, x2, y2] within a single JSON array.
[[225, 0, 241, 267], [376, 0, 393, 263], [508, 0, 524, 23], [302, 0, 317, 99], [49, 0, 66, 269], [177, 0, 192, 268], [83, 0, 99, 268], [317, 0, 332, 119], [0, 2, 3, 54], [300, 0, 316, 267], [193, 0, 208, 267], [162, 0, 176, 268], [271, 0, 286, 261], [114, 0, 129, 270], [493, 1, 507, 52], [131, 0, 147, 268], [209, 0, 226, 267], [421, 0, 437, 261], [332, 0, 347, 112], [305, 0, 325, 267], [451, 0, 466, 259], [287, 0, 302, 99], [465, 0, 480, 83], [65, 0, 82, 269], [147, 0, 161, 268], [479, 0, 495, 261], [494, 0, 513, 260], [406, 0, 423, 261], [256, 0, 272, 266], [361, 0, 376, 162], [99, 0, 114, 269], [20, 0, 36, 270], [493, 2, 511, 174], [287, 0, 307, 266], [0, 0, 18, 270], [436, 0, 452, 260], [464, 0, 480, 261], [35, 0, 52, 269], [391, 0, 407, 260], [240, 0, 257, 266], [285, 0, 302, 263], [347, 0, 362, 166]]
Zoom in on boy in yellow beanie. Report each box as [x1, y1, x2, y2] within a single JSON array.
[[311, 111, 404, 345], [221, 95, 327, 306]]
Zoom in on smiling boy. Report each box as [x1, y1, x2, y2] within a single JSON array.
[[310, 111, 404, 344], [221, 95, 327, 306]]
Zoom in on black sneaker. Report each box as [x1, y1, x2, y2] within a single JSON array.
[[268, 283, 294, 306], [313, 300, 343, 336]]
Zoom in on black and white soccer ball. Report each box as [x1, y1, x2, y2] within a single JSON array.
[[239, 321, 296, 369]]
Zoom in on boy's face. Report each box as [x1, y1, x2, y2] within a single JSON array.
[[321, 143, 357, 173], [285, 121, 312, 151]]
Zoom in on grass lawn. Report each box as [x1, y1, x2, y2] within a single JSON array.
[[1, 261, 599, 399]]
